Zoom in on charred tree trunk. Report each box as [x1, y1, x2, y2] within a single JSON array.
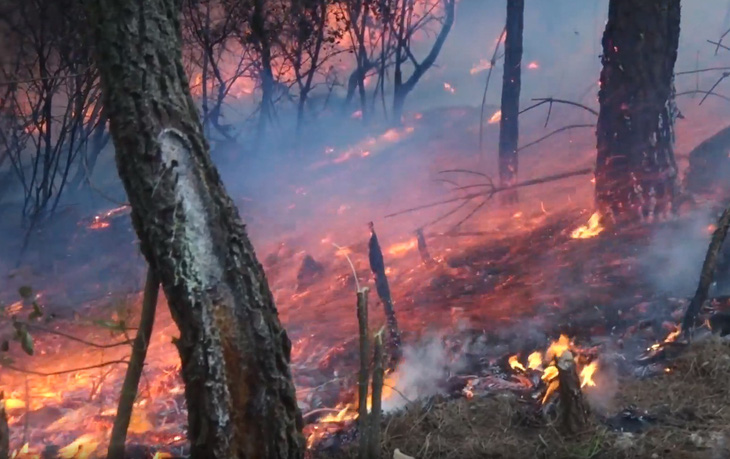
[[498, 0, 524, 203], [556, 351, 590, 435], [595, 0, 681, 221], [85, 1, 304, 457]]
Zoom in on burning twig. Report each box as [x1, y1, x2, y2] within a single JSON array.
[[0, 392, 8, 459], [357, 287, 371, 459], [368, 331, 385, 459], [681, 207, 730, 338], [108, 269, 160, 459], [368, 223, 402, 365], [556, 351, 590, 435]]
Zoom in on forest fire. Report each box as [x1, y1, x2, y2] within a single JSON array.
[[5, 0, 730, 457]]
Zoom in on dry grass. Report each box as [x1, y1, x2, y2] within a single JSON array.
[[314, 337, 730, 459]]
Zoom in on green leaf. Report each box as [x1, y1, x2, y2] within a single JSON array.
[[18, 286, 33, 299]]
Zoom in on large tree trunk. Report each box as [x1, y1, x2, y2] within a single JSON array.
[[595, 0, 681, 221], [498, 0, 523, 203], [85, 1, 304, 457]]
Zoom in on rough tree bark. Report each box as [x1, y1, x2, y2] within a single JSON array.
[[498, 0, 524, 203], [85, 1, 304, 457], [595, 0, 681, 221]]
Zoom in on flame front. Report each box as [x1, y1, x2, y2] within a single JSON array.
[[488, 110, 502, 124]]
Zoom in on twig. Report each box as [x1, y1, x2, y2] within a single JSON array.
[[676, 90, 730, 103], [517, 124, 595, 153], [519, 98, 599, 118], [385, 167, 593, 219], [675, 66, 730, 76], [708, 39, 730, 53], [713, 27, 730, 55], [368, 331, 385, 459], [681, 207, 730, 337], [700, 72, 730, 105], [478, 27, 507, 158], [25, 323, 133, 349], [357, 288, 371, 459], [2, 360, 129, 376], [108, 269, 159, 459], [333, 243, 361, 292]]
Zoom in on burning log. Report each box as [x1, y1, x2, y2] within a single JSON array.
[[368, 222, 402, 365], [556, 351, 590, 435], [108, 269, 159, 459], [357, 287, 371, 459], [368, 332, 385, 459], [0, 392, 8, 459], [682, 207, 730, 337]]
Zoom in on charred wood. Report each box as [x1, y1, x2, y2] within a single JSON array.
[[682, 208, 730, 337], [415, 228, 433, 265], [595, 0, 681, 220], [498, 0, 524, 203], [297, 254, 325, 292], [556, 351, 590, 435], [368, 222, 402, 365], [357, 288, 371, 459]]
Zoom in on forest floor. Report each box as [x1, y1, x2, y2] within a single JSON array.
[[317, 336, 730, 459]]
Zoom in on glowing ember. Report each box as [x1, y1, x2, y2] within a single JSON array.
[[443, 82, 456, 94], [527, 61, 540, 69], [580, 361, 598, 388], [88, 216, 110, 230], [387, 239, 418, 257], [488, 110, 501, 124], [508, 355, 526, 372], [570, 212, 604, 239]]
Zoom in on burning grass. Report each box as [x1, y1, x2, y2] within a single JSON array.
[[315, 336, 730, 459]]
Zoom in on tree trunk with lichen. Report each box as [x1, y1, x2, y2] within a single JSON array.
[[498, 0, 524, 203], [85, 1, 304, 457], [595, 0, 681, 221]]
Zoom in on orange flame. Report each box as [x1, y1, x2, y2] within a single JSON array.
[[508, 355, 526, 372], [580, 361, 598, 388], [488, 110, 501, 124], [570, 212, 604, 239]]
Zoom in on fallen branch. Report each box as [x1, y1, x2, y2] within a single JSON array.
[[681, 207, 730, 337], [385, 167, 593, 220], [357, 287, 371, 459], [108, 268, 160, 459], [556, 351, 590, 435]]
